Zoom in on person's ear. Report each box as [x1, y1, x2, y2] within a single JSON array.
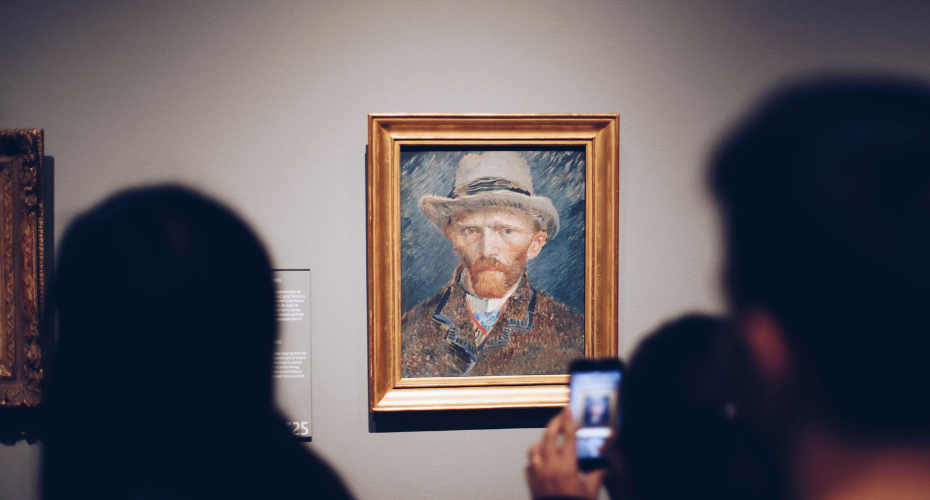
[[740, 309, 793, 385], [525, 231, 548, 260]]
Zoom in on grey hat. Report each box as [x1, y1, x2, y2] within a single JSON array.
[[419, 151, 560, 239]]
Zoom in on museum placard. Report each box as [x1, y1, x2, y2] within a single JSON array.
[[272, 270, 311, 437]]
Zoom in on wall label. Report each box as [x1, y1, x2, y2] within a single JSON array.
[[273, 270, 312, 438]]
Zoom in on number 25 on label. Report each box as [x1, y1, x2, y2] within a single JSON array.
[[287, 421, 309, 436]]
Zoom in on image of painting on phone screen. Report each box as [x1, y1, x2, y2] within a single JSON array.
[[569, 370, 621, 459]]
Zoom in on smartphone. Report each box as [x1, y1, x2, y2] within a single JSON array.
[[569, 358, 624, 471]]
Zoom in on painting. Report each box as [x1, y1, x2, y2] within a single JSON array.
[[368, 114, 618, 411], [0, 129, 46, 409], [400, 148, 586, 378]]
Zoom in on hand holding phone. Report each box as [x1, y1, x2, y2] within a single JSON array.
[[525, 358, 622, 499], [525, 408, 607, 500]]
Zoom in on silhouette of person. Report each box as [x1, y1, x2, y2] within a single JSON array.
[[711, 78, 930, 500], [42, 186, 354, 500], [617, 315, 782, 500], [527, 76, 930, 500], [525, 314, 781, 500]]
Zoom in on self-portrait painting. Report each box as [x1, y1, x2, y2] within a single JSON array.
[[400, 148, 585, 377], [367, 114, 618, 411]]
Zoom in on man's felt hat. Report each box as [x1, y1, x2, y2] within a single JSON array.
[[419, 151, 560, 239]]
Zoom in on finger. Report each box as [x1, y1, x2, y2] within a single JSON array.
[[556, 407, 577, 458], [527, 442, 541, 461], [561, 406, 577, 433], [524, 465, 539, 498], [541, 410, 564, 458], [525, 463, 534, 480]]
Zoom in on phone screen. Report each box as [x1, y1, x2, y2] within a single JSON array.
[[569, 364, 622, 468]]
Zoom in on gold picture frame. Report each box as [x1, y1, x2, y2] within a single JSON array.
[[368, 114, 618, 411], [0, 129, 46, 408]]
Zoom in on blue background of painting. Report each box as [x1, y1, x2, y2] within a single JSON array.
[[400, 148, 586, 315]]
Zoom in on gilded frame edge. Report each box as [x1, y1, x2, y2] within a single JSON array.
[[368, 114, 618, 412], [0, 129, 46, 408]]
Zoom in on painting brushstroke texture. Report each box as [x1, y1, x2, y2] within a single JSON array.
[[399, 148, 586, 377]]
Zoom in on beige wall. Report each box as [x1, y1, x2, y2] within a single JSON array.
[[2, 1, 929, 498]]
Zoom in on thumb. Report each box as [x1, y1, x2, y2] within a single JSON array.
[[581, 468, 607, 499]]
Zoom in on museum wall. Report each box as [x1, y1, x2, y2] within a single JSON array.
[[2, 0, 929, 498]]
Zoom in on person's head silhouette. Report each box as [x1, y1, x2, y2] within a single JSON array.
[[712, 77, 930, 499], [43, 186, 351, 500], [618, 314, 780, 500]]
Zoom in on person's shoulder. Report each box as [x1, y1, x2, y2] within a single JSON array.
[[219, 419, 357, 500], [258, 421, 356, 499]]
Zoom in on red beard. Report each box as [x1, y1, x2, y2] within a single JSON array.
[[467, 256, 525, 299]]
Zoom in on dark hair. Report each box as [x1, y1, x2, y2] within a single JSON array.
[[43, 186, 351, 500], [619, 314, 780, 500], [711, 77, 930, 436]]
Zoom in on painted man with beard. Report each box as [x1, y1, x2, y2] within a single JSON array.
[[401, 151, 584, 377]]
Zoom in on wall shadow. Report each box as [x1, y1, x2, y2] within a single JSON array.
[[369, 406, 560, 433]]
